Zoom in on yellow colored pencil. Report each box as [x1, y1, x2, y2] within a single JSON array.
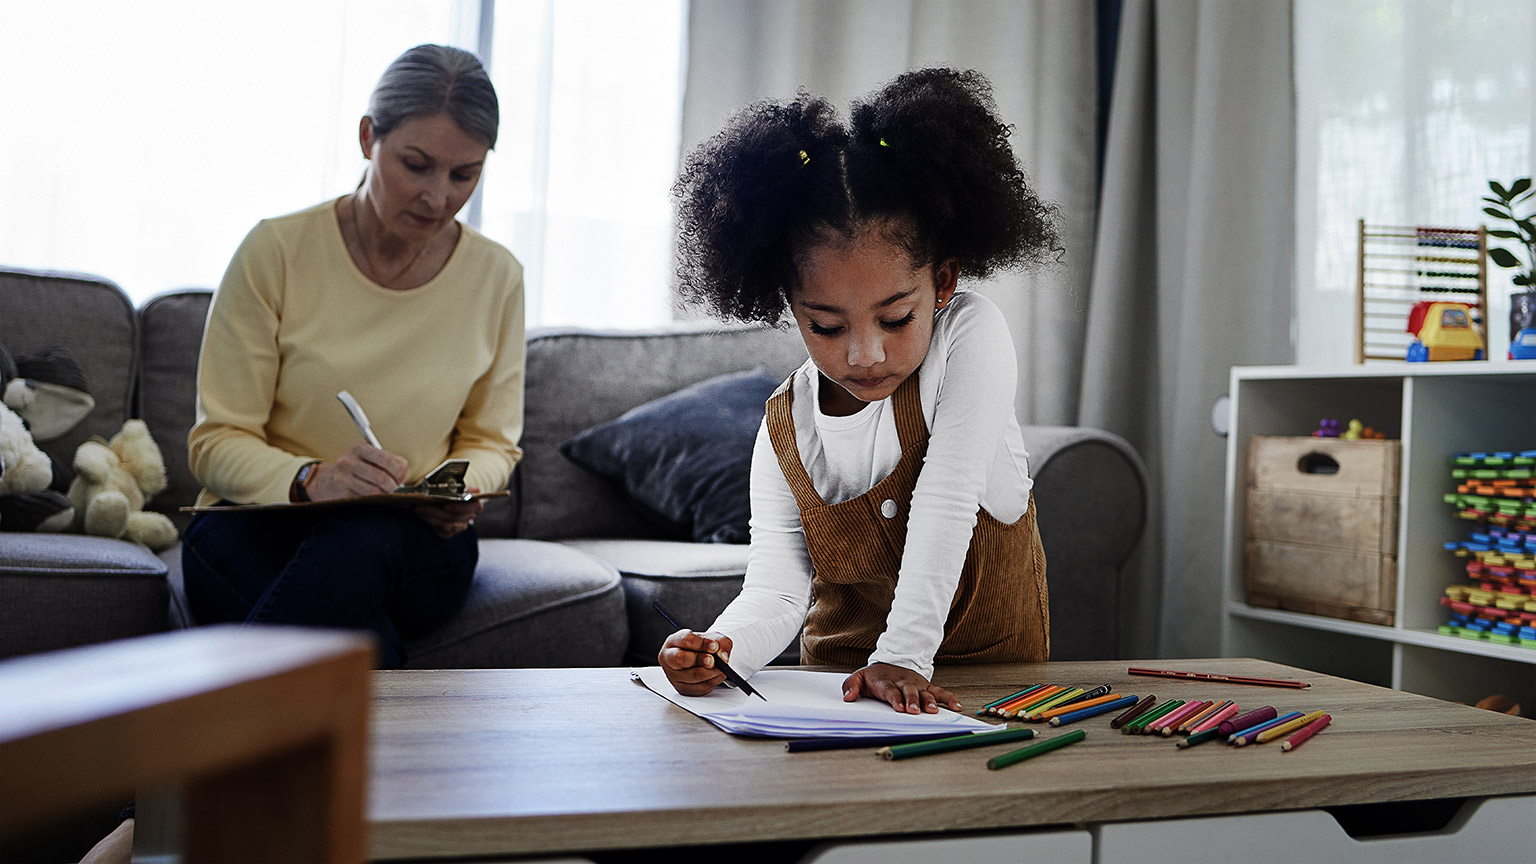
[[994, 685, 1061, 717], [1015, 687, 1084, 718], [1255, 710, 1328, 744], [1036, 692, 1124, 720]]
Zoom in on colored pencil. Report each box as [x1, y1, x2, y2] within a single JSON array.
[[1152, 700, 1209, 735], [1189, 702, 1241, 735], [987, 729, 1087, 770], [1139, 700, 1193, 735], [1049, 683, 1112, 710], [976, 684, 1046, 715], [878, 726, 1036, 760], [1175, 726, 1223, 749], [1011, 687, 1083, 718], [1049, 694, 1140, 727], [1256, 710, 1328, 745], [1035, 691, 1124, 720], [1178, 700, 1230, 733], [994, 685, 1062, 717], [1281, 714, 1332, 752], [1128, 667, 1310, 689], [787, 731, 977, 753], [1125, 699, 1183, 734], [1231, 711, 1305, 746], [1109, 694, 1157, 729]]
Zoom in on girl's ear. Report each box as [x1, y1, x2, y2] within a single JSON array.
[[359, 116, 375, 160], [934, 258, 959, 309]]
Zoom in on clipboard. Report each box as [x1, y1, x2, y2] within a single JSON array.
[[181, 459, 509, 513]]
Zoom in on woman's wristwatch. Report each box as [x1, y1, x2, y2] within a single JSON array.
[[292, 461, 322, 502]]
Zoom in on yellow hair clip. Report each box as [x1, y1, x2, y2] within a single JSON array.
[[798, 149, 810, 165]]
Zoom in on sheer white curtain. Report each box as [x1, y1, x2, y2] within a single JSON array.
[[1, 0, 684, 328], [1295, 0, 1536, 362]]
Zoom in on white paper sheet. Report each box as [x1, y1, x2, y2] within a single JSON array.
[[631, 667, 995, 738]]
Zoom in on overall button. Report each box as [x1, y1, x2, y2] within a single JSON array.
[[880, 499, 899, 519]]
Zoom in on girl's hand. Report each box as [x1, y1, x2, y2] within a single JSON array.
[[658, 629, 735, 696], [415, 487, 484, 538], [305, 442, 408, 501], [842, 662, 962, 714]]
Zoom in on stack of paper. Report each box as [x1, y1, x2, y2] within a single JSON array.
[[632, 667, 995, 738]]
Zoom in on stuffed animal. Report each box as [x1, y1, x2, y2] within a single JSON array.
[[67, 419, 178, 551], [0, 401, 75, 532]]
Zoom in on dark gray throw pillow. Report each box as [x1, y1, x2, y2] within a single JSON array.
[[559, 367, 783, 543]]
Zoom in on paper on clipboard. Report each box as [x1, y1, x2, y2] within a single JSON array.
[[631, 667, 994, 738]]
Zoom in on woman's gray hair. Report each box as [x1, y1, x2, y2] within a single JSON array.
[[367, 44, 499, 148]]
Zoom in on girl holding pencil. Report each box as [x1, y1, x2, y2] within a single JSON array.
[[659, 68, 1060, 714]]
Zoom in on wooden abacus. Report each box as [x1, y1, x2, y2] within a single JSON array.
[[1354, 220, 1489, 363]]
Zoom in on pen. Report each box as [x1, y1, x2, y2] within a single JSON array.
[[651, 600, 764, 701], [336, 390, 384, 449]]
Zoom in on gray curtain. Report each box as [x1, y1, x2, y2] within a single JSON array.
[[681, 0, 1295, 658], [1083, 0, 1295, 657]]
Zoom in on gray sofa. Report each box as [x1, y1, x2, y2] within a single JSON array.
[[0, 267, 1148, 668]]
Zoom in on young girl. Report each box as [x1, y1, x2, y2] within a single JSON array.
[[659, 68, 1061, 714]]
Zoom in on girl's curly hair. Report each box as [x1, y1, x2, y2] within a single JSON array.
[[673, 68, 1061, 324]]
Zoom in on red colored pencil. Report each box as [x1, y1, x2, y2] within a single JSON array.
[[1281, 714, 1332, 751], [1127, 667, 1310, 689]]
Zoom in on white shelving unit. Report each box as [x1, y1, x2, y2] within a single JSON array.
[[1221, 361, 1536, 709]]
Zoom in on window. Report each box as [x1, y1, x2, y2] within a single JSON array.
[[0, 0, 684, 328]]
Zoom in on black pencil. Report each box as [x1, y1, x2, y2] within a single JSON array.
[[785, 731, 971, 753]]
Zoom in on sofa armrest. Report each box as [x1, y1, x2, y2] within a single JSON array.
[[1020, 425, 1148, 661]]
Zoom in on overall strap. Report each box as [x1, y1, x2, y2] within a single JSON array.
[[890, 372, 926, 452], [764, 378, 827, 512]]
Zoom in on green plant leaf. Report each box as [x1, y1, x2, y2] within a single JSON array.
[[1489, 247, 1521, 267], [1484, 196, 1510, 207], [1489, 229, 1523, 239], [1485, 206, 1511, 220], [1511, 178, 1533, 197], [1491, 179, 1511, 199], [1517, 218, 1535, 234], [1516, 274, 1532, 286]]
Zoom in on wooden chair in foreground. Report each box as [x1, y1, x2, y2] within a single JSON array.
[[0, 625, 373, 863]]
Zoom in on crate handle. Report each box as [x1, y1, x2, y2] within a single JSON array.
[[1297, 452, 1340, 475]]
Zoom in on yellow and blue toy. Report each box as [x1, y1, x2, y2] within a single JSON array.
[[1406, 300, 1484, 361]]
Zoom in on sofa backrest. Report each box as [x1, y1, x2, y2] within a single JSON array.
[[0, 268, 137, 492], [516, 326, 807, 540], [136, 290, 213, 528]]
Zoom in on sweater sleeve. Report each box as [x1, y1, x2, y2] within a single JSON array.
[[707, 418, 813, 678], [867, 297, 1022, 680], [188, 222, 313, 504], [448, 264, 525, 494]]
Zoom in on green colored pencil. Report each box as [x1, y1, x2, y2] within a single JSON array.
[[987, 729, 1087, 770], [878, 726, 1037, 760], [1124, 699, 1183, 734]]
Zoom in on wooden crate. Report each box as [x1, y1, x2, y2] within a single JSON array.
[[1244, 435, 1401, 625]]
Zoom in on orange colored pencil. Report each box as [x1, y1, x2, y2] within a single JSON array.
[[1012, 687, 1084, 718], [1035, 692, 1125, 720], [1189, 702, 1240, 734], [1178, 700, 1231, 733], [988, 684, 1059, 716]]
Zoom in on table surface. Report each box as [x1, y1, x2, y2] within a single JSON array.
[[368, 658, 1536, 861]]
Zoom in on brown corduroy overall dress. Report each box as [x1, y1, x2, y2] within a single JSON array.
[[765, 371, 1050, 669]]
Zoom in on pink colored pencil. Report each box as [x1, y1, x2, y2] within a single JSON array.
[[1190, 702, 1240, 734], [1177, 700, 1229, 733], [1281, 714, 1332, 752], [1153, 700, 1208, 736]]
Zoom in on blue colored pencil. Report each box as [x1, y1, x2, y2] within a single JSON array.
[[1229, 710, 1304, 745], [1048, 694, 1140, 727]]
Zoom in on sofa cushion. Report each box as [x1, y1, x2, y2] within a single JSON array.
[[557, 538, 804, 667], [404, 539, 627, 668], [136, 290, 212, 530], [0, 534, 169, 660], [560, 367, 780, 543], [518, 325, 806, 541], [0, 268, 136, 492]]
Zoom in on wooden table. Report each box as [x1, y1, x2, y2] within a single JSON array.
[[369, 658, 1536, 861]]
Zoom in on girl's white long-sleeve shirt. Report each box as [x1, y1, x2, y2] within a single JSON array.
[[710, 289, 1034, 680]]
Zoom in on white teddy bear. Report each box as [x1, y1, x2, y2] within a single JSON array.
[[67, 419, 179, 551]]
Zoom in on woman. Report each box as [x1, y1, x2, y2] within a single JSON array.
[[182, 44, 525, 669]]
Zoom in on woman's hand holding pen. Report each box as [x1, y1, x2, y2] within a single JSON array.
[[304, 442, 408, 501], [415, 489, 483, 538], [843, 662, 961, 715], [659, 629, 736, 696]]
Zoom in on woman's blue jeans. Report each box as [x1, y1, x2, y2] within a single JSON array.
[[181, 504, 477, 669]]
